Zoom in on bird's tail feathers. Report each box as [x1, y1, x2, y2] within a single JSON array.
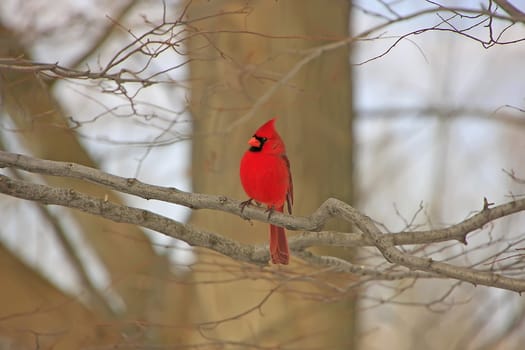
[[270, 224, 289, 265]]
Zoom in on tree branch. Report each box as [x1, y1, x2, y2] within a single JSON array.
[[1, 151, 524, 244], [494, 0, 525, 22], [334, 203, 525, 292], [0, 173, 268, 265]]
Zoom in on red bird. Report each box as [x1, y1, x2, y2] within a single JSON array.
[[240, 118, 293, 265]]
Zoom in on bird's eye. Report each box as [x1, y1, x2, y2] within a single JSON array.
[[261, 137, 267, 142]]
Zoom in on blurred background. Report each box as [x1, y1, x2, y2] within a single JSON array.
[[0, 0, 524, 349]]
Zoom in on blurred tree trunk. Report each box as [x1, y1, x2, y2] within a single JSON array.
[[0, 243, 119, 349], [188, 1, 356, 348], [0, 24, 193, 347]]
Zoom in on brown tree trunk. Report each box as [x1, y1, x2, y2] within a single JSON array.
[[188, 1, 357, 347]]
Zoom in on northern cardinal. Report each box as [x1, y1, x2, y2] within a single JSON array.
[[240, 118, 293, 265]]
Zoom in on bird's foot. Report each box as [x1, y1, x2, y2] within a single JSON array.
[[240, 198, 253, 219], [265, 206, 275, 220]]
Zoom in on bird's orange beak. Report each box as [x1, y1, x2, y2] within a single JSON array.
[[248, 137, 260, 148]]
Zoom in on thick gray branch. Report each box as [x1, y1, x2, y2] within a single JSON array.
[[0, 174, 268, 265], [0, 151, 328, 231], [1, 151, 524, 250]]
